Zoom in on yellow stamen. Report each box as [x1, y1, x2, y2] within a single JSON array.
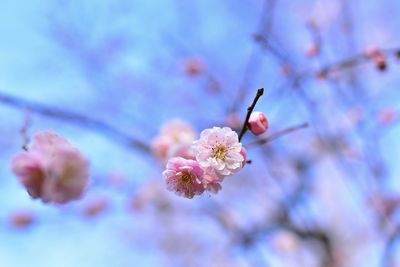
[[180, 172, 194, 188], [212, 145, 228, 160]]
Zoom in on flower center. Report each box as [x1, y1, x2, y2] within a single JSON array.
[[212, 145, 228, 160], [180, 172, 194, 187]]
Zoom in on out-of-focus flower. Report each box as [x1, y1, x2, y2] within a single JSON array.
[[8, 210, 35, 229], [226, 112, 242, 130], [180, 56, 206, 76], [82, 195, 110, 217], [129, 180, 171, 211], [151, 119, 196, 162], [167, 143, 196, 160], [163, 157, 205, 199], [305, 42, 320, 57], [106, 172, 128, 189], [272, 230, 299, 254], [193, 127, 244, 177], [11, 131, 89, 204], [377, 108, 399, 126], [281, 64, 293, 76], [248, 111, 268, 135]]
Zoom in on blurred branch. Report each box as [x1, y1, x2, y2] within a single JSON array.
[[230, 0, 276, 113], [245, 123, 309, 148], [233, 218, 334, 267], [315, 48, 400, 78], [381, 226, 400, 267], [0, 91, 150, 153], [20, 109, 32, 151]]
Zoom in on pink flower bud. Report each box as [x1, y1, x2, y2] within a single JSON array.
[[248, 112, 268, 135], [367, 48, 387, 71]]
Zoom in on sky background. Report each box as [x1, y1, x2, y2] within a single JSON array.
[[0, 0, 400, 266]]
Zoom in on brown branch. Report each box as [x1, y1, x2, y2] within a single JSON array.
[[0, 91, 150, 153], [315, 47, 400, 78], [20, 109, 32, 151], [245, 123, 309, 148], [238, 88, 264, 141]]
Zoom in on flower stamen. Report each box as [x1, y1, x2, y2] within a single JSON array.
[[212, 145, 228, 160]]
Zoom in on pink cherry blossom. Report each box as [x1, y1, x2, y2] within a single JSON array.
[[162, 157, 205, 199], [202, 172, 222, 194], [193, 127, 244, 177], [167, 143, 196, 160], [240, 147, 247, 167], [151, 119, 196, 162], [11, 131, 89, 204], [248, 111, 268, 135]]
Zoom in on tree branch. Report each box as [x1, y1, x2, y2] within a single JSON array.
[[315, 47, 400, 78], [245, 123, 309, 148], [0, 91, 150, 153], [238, 88, 264, 141]]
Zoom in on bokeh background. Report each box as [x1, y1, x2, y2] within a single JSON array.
[[1, 0, 400, 266]]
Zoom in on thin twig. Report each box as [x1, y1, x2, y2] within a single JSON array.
[[238, 88, 264, 141], [245, 123, 309, 148], [315, 47, 400, 78], [20, 108, 32, 151], [0, 91, 150, 153]]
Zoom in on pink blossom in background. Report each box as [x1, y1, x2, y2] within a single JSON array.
[[82, 195, 110, 218], [272, 230, 299, 254], [163, 157, 205, 199], [180, 56, 206, 77], [151, 119, 196, 162], [11, 131, 90, 204], [11, 152, 45, 199], [248, 111, 268, 135], [378, 108, 399, 126], [167, 143, 196, 160], [226, 112, 242, 130], [8, 210, 35, 229], [193, 127, 244, 177]]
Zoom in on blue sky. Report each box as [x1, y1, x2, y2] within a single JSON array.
[[1, 0, 400, 266]]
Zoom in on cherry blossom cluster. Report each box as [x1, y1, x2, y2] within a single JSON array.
[[9, 91, 268, 202], [156, 110, 269, 199], [11, 131, 89, 204]]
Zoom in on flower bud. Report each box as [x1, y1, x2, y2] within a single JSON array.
[[367, 49, 387, 71], [248, 111, 268, 135]]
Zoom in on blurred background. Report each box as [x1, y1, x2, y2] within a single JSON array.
[[0, 0, 400, 266]]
